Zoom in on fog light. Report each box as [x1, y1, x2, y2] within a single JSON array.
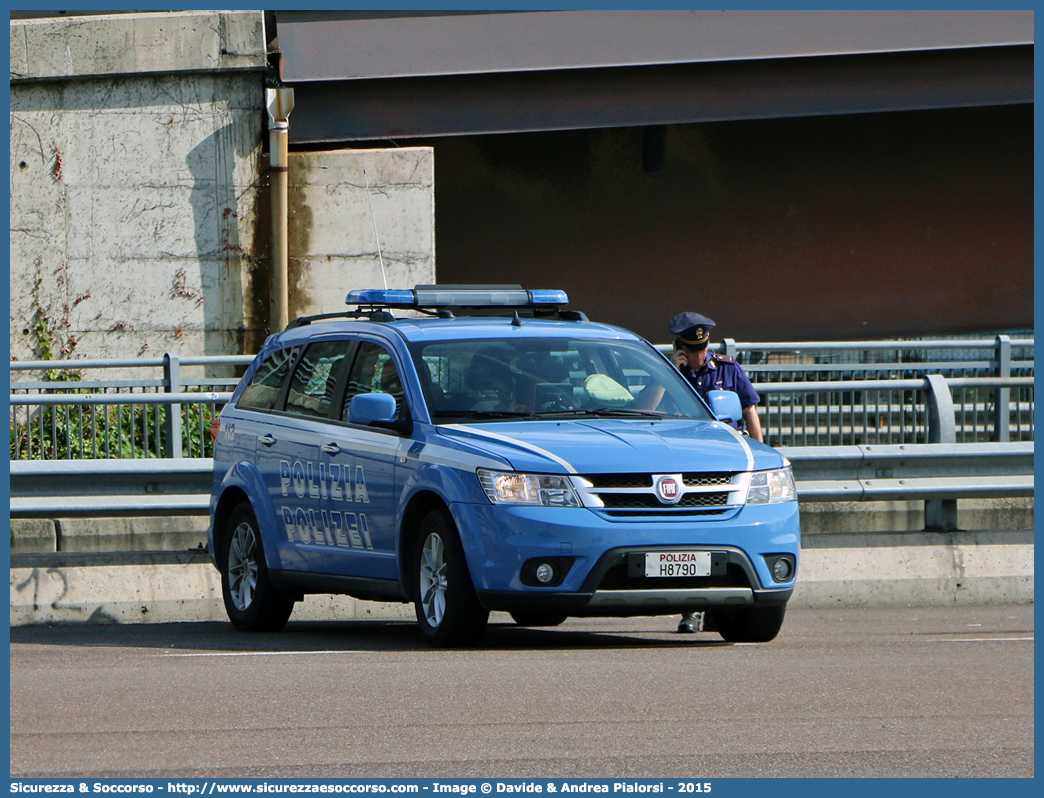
[[535, 563, 555, 583], [772, 558, 792, 582]]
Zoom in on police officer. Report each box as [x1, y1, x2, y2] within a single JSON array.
[[669, 312, 763, 633], [669, 312, 763, 442]]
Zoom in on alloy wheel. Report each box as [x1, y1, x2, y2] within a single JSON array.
[[419, 532, 448, 627], [227, 521, 259, 611]]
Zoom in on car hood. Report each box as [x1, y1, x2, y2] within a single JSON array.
[[436, 418, 782, 475]]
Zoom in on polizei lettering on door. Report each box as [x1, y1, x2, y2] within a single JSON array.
[[278, 459, 374, 548]]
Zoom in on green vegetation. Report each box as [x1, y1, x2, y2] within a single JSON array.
[[10, 398, 217, 460]]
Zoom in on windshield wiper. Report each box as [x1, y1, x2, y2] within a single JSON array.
[[533, 407, 669, 419], [433, 408, 672, 421], [432, 410, 540, 421], [587, 407, 669, 418]]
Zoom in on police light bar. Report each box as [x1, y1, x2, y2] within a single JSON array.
[[345, 285, 569, 309]]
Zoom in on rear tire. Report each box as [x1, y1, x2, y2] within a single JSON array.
[[412, 509, 489, 647], [221, 502, 294, 632], [710, 604, 786, 643], [510, 611, 568, 627]]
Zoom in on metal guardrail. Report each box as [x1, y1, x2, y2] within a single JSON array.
[[781, 442, 1034, 501], [9, 443, 1032, 534], [782, 440, 1034, 531], [9, 458, 214, 518]]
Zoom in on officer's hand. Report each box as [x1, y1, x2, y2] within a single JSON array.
[[671, 348, 688, 369]]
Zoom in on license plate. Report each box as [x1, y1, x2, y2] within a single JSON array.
[[645, 551, 711, 577]]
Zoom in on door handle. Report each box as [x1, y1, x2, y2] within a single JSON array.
[[321, 443, 341, 455], [257, 434, 277, 446]]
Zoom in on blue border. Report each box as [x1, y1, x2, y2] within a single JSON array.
[[4, 3, 1037, 790]]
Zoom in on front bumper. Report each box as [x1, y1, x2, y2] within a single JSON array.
[[453, 500, 800, 616], [477, 545, 792, 616]]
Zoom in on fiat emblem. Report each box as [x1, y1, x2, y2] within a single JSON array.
[[655, 476, 682, 504]]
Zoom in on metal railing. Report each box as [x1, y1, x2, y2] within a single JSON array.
[[755, 375, 1033, 448], [658, 335, 1033, 446], [10, 337, 1033, 459], [713, 335, 1033, 375], [10, 354, 251, 461], [9, 442, 1032, 534]]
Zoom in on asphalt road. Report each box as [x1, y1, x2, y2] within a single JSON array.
[[10, 604, 1034, 779]]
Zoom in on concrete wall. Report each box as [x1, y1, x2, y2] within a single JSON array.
[[9, 11, 267, 80], [10, 71, 264, 362], [10, 11, 267, 363], [9, 11, 436, 367], [286, 148, 436, 320]]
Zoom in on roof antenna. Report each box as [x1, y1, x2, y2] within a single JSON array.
[[363, 168, 388, 290], [511, 311, 524, 327]]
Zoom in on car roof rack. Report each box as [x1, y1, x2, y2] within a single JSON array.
[[286, 309, 396, 330], [286, 285, 587, 329]]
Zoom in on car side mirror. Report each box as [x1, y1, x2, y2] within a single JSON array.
[[349, 392, 398, 426], [706, 390, 742, 423]]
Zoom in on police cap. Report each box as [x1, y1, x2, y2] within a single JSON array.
[[669, 312, 715, 346]]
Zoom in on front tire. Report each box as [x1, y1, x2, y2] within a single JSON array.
[[709, 604, 786, 643], [412, 509, 489, 647], [221, 502, 294, 632]]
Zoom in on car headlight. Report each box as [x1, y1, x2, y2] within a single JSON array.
[[477, 469, 581, 507], [746, 467, 797, 504]]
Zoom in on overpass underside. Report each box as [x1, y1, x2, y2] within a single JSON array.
[[275, 10, 1033, 342]]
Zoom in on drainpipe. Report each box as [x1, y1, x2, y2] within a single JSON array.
[[266, 88, 294, 333]]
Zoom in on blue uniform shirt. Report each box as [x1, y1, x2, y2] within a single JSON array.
[[681, 352, 760, 431]]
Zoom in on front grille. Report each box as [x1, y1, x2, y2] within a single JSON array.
[[583, 473, 734, 488], [597, 562, 751, 591], [598, 494, 665, 509], [682, 473, 735, 487], [679, 493, 730, 507], [602, 508, 730, 517], [597, 492, 730, 509], [583, 474, 653, 488]]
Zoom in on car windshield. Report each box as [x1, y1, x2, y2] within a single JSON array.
[[407, 336, 712, 423]]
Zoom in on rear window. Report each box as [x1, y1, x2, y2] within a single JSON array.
[[238, 347, 299, 411]]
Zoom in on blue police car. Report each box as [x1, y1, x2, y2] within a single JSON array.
[[208, 286, 800, 646]]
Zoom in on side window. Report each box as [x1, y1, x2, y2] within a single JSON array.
[[341, 342, 405, 422], [237, 347, 299, 411], [285, 340, 350, 418]]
